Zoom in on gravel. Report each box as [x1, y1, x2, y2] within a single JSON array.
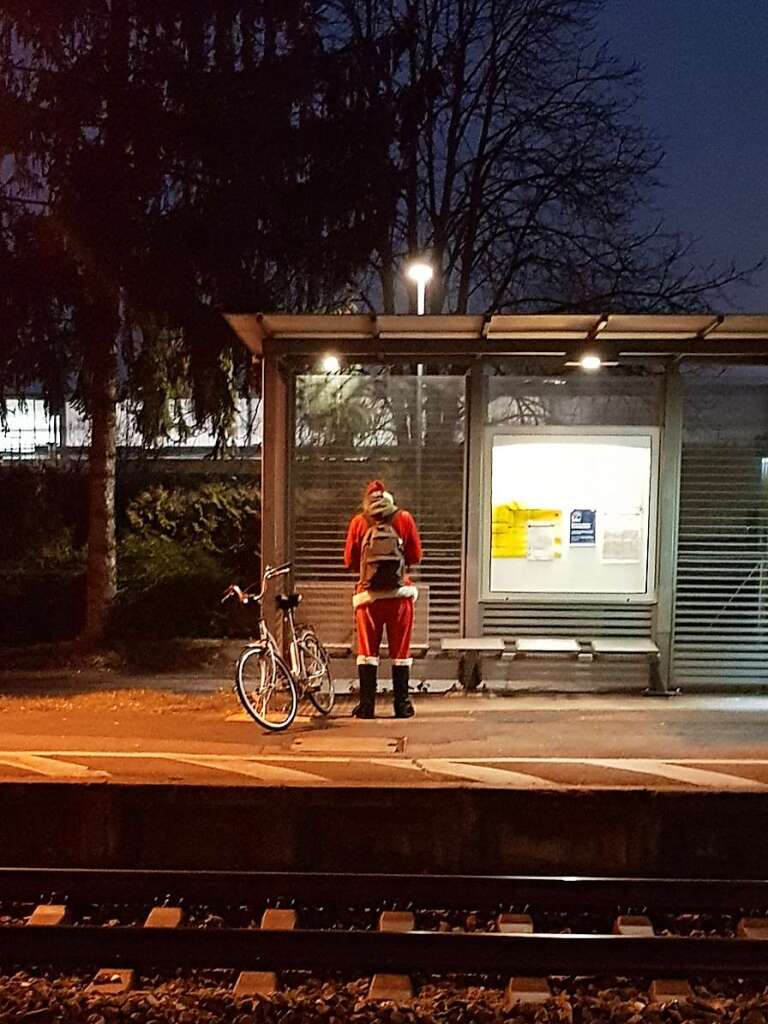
[[0, 972, 767, 1024]]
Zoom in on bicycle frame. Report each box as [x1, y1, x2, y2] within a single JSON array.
[[224, 565, 307, 689], [251, 611, 305, 686], [224, 562, 334, 728]]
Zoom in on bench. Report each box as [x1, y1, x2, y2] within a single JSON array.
[[513, 636, 661, 689], [440, 637, 505, 691], [440, 634, 661, 691], [296, 581, 430, 658], [441, 636, 583, 691], [589, 637, 662, 690]]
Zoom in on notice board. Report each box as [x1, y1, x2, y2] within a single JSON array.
[[487, 431, 656, 596]]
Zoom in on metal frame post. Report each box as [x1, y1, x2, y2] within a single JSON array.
[[462, 362, 486, 638], [651, 358, 683, 694], [260, 351, 294, 637]]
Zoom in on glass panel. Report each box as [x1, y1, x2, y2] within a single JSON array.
[[293, 370, 466, 635], [681, 362, 768, 444], [674, 362, 768, 683], [295, 371, 464, 449], [487, 363, 663, 427]]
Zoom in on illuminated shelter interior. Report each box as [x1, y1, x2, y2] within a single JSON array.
[[224, 313, 768, 691]]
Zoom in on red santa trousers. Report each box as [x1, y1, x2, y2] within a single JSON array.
[[355, 597, 414, 665]]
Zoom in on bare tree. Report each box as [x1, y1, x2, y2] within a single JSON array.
[[327, 0, 760, 313]]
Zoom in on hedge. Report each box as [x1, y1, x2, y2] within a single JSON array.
[[0, 464, 260, 648]]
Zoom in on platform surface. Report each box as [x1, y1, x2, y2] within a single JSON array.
[[2, 684, 768, 789]]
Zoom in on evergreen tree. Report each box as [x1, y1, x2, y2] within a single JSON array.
[[0, 1, 380, 642]]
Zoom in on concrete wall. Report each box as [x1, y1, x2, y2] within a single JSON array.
[[1, 783, 766, 878]]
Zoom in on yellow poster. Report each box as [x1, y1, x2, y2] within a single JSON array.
[[492, 503, 562, 558]]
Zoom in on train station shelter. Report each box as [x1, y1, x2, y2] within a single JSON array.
[[224, 312, 768, 692]]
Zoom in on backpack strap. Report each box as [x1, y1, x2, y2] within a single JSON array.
[[363, 511, 398, 531]]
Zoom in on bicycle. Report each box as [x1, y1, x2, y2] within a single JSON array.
[[221, 562, 335, 731]]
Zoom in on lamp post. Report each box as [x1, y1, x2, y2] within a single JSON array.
[[405, 262, 433, 504], [406, 261, 433, 315]]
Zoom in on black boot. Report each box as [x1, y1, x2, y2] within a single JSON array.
[[392, 664, 415, 718], [352, 663, 377, 719]]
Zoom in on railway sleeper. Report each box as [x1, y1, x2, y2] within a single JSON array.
[[737, 916, 768, 940], [369, 909, 415, 1002], [497, 913, 534, 933], [649, 980, 694, 1005], [614, 914, 655, 936], [86, 969, 136, 996], [25, 903, 132, 996], [505, 977, 552, 1007], [91, 905, 186, 995], [26, 904, 69, 927], [234, 905, 298, 998]]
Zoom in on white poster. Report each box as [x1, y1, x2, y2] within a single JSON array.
[[601, 511, 643, 563], [527, 521, 560, 561]]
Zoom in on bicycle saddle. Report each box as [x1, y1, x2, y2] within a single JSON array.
[[276, 592, 302, 610]]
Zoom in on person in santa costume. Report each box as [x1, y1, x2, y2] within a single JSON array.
[[344, 480, 423, 718]]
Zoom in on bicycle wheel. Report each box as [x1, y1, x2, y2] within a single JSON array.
[[235, 645, 298, 731], [297, 627, 335, 715]]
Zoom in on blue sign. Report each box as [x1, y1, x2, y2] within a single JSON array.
[[570, 509, 596, 546]]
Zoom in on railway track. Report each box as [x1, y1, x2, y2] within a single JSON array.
[[2, 924, 767, 976], [0, 869, 767, 981], [3, 866, 768, 909]]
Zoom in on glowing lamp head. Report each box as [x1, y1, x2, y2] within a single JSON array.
[[406, 262, 433, 285], [320, 353, 341, 374], [580, 353, 602, 371]]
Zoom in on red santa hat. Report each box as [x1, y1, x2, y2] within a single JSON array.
[[363, 480, 397, 518]]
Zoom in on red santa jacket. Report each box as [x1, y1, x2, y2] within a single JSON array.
[[344, 509, 423, 607]]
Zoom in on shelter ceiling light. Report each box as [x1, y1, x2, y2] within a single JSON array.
[[572, 315, 610, 368], [320, 353, 341, 374], [564, 337, 618, 370], [580, 353, 602, 371], [406, 261, 434, 315]]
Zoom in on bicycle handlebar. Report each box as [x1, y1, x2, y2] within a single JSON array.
[[222, 562, 293, 605]]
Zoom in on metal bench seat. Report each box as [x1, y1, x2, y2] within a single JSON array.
[[514, 637, 580, 655], [440, 636, 505, 690], [511, 635, 662, 691], [440, 637, 505, 653], [589, 637, 662, 692], [590, 637, 659, 655]]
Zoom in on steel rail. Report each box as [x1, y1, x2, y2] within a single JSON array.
[[0, 869, 767, 912], [0, 927, 766, 976]]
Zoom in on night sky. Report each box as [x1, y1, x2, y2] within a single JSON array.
[[597, 0, 768, 311]]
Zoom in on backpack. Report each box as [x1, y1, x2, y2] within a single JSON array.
[[359, 515, 406, 591]]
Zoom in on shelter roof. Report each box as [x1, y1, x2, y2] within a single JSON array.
[[224, 312, 768, 358]]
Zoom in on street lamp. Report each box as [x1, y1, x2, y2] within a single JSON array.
[[406, 261, 434, 315]]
